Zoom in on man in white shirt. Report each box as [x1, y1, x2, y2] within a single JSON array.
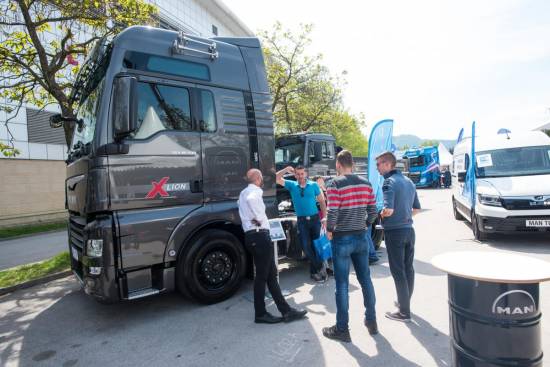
[[238, 168, 308, 324]]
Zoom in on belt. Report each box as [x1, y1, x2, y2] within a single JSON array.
[[297, 214, 319, 221], [245, 228, 270, 234]]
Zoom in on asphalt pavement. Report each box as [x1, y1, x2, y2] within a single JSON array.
[[0, 230, 68, 270], [0, 189, 549, 366]]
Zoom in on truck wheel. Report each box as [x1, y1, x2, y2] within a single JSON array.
[[177, 229, 246, 304], [453, 198, 464, 220], [471, 211, 487, 241]]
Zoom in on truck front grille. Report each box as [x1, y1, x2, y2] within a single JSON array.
[[409, 173, 421, 184], [69, 216, 86, 279], [501, 198, 550, 210]]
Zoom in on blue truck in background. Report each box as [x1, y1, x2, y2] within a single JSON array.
[[402, 146, 441, 188]]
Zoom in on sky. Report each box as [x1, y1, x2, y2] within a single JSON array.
[[224, 0, 550, 139]]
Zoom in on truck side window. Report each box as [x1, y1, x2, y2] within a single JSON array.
[[322, 142, 335, 159], [328, 142, 335, 159], [133, 82, 192, 139], [200, 90, 217, 132]]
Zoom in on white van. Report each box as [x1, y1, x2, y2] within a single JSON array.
[[452, 131, 550, 240]]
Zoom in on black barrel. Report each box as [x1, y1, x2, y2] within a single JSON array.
[[448, 275, 542, 367]]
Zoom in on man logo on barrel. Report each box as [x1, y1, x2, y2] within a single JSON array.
[[492, 290, 537, 316]]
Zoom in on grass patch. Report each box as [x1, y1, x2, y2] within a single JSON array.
[[0, 221, 67, 240], [0, 252, 71, 288]]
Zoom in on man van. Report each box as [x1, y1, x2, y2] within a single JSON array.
[[452, 131, 550, 240]]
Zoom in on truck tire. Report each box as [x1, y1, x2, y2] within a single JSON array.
[[453, 197, 464, 220], [176, 229, 247, 304], [471, 211, 487, 241]]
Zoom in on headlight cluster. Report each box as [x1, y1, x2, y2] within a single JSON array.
[[478, 194, 502, 207], [86, 239, 103, 257]]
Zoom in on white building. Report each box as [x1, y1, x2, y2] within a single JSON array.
[[0, 0, 252, 226]]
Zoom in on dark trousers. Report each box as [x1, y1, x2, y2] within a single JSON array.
[[384, 227, 415, 316], [297, 215, 322, 274], [245, 231, 291, 317]]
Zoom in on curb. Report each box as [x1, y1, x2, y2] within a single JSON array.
[[0, 229, 67, 242], [0, 270, 73, 296]]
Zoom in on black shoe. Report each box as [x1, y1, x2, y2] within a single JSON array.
[[365, 319, 379, 335], [369, 258, 379, 265], [385, 310, 411, 323], [255, 312, 283, 324], [282, 307, 308, 323], [322, 325, 351, 343], [310, 272, 326, 282]]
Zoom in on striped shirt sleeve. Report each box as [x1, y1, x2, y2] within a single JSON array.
[[326, 181, 340, 232]]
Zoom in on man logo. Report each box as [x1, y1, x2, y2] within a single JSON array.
[[492, 290, 536, 316]]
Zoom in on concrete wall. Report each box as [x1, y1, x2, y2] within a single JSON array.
[[0, 159, 66, 228]]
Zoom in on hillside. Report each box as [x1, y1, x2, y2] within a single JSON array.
[[393, 134, 455, 149]]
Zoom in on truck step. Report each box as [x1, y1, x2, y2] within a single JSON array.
[[127, 288, 160, 300]]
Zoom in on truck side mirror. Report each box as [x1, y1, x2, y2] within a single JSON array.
[[457, 171, 466, 182], [113, 75, 137, 142]]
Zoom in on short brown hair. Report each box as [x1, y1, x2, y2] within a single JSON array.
[[376, 151, 397, 168], [336, 150, 354, 168]]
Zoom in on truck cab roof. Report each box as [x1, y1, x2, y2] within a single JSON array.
[[276, 133, 336, 142], [112, 26, 269, 94], [455, 131, 550, 154]]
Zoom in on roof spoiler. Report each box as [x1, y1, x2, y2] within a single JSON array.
[[213, 37, 260, 48]]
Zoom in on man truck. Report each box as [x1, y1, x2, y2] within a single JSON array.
[[402, 146, 441, 188], [50, 26, 380, 305]]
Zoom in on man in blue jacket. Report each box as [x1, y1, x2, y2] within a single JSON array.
[[376, 151, 421, 322]]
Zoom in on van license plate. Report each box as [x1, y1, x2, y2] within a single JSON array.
[[71, 247, 79, 261], [526, 219, 550, 227]]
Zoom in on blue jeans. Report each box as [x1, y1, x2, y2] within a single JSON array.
[[331, 232, 377, 331], [366, 226, 379, 262], [297, 216, 323, 274]]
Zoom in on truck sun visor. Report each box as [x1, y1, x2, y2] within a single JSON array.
[[123, 51, 210, 81]]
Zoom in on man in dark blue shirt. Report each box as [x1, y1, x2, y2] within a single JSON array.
[[376, 151, 421, 322], [277, 165, 328, 281]]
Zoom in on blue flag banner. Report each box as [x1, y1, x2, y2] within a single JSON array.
[[456, 127, 464, 144], [462, 121, 476, 208], [367, 119, 394, 211]]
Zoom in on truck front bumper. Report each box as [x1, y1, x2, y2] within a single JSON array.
[[477, 215, 550, 234]]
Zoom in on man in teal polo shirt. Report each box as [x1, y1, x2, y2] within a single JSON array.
[[277, 165, 327, 281]]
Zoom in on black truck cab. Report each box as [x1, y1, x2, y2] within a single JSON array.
[[57, 26, 276, 304]]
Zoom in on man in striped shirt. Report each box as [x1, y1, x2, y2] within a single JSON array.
[[322, 150, 378, 342]]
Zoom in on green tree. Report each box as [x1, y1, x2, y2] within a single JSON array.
[[0, 0, 157, 155], [420, 139, 439, 147], [260, 22, 368, 152]]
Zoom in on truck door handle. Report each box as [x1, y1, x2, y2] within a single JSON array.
[[190, 180, 203, 193]]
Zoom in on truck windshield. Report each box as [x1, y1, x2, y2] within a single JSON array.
[[275, 141, 305, 166], [476, 145, 550, 178], [69, 39, 112, 155], [409, 156, 425, 167]]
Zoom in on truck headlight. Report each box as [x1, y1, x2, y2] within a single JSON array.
[[86, 239, 103, 257], [478, 194, 502, 207]]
